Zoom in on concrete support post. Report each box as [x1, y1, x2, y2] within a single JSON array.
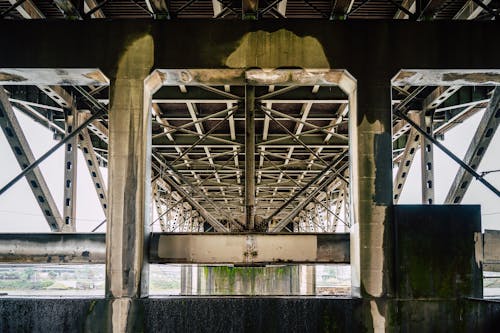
[[62, 106, 78, 232], [104, 34, 153, 332], [181, 265, 193, 295], [245, 85, 256, 230], [299, 265, 316, 295], [106, 77, 151, 297], [348, 78, 394, 329]]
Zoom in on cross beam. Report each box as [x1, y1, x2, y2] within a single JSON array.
[[0, 233, 350, 265]]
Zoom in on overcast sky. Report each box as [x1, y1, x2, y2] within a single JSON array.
[[0, 106, 498, 233]]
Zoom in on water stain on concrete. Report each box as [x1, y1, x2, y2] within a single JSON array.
[[225, 29, 330, 69]]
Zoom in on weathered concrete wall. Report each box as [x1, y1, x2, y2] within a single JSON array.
[[200, 266, 300, 295], [1, 21, 500, 75], [142, 297, 362, 332], [0, 298, 363, 332], [394, 205, 482, 298], [395, 299, 500, 332], [1, 298, 500, 332], [0, 298, 94, 332]]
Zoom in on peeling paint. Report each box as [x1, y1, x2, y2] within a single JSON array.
[[392, 70, 418, 83], [55, 69, 69, 76], [225, 29, 330, 69], [0, 72, 27, 82], [393, 70, 500, 86], [83, 70, 109, 84], [443, 72, 500, 84]]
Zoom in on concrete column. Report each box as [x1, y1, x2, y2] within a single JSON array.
[[348, 78, 394, 329], [245, 85, 256, 230], [104, 34, 153, 332], [299, 265, 316, 295], [181, 265, 193, 295]]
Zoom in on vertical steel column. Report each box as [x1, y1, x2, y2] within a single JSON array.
[[420, 110, 435, 204], [343, 183, 351, 232], [245, 85, 256, 230], [152, 182, 167, 231], [78, 126, 108, 217], [393, 116, 420, 204], [333, 191, 342, 232], [326, 191, 333, 231], [62, 106, 78, 232]]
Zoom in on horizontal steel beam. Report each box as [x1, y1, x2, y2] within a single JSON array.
[[153, 134, 347, 147], [0, 233, 105, 264], [149, 233, 350, 264], [0, 233, 350, 265]]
